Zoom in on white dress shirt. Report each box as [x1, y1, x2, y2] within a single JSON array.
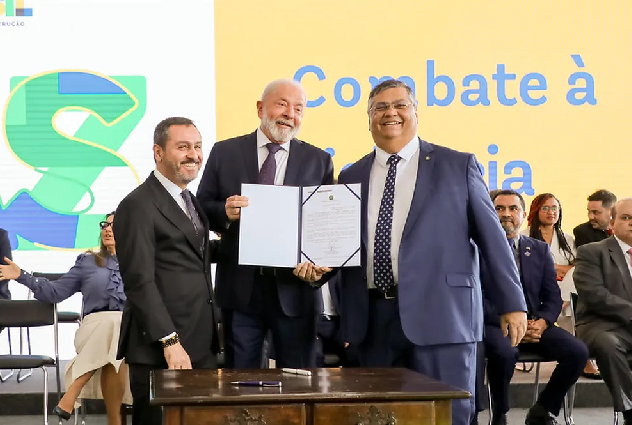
[[153, 169, 189, 217], [153, 169, 189, 341], [366, 136, 420, 289], [615, 236, 632, 278], [257, 127, 290, 185], [321, 282, 338, 316]]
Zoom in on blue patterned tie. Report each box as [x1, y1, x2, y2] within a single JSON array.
[[373, 154, 402, 293], [258, 143, 283, 185]]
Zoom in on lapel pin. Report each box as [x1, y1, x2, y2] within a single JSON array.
[[525, 251, 531, 257], [425, 156, 430, 161]]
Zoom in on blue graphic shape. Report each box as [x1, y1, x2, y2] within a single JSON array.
[[58, 72, 126, 95], [0, 192, 79, 250], [325, 147, 335, 156]]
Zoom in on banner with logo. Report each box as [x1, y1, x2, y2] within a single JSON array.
[[215, 0, 632, 232], [0, 0, 215, 357]]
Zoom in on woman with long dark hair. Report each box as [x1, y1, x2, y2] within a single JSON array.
[[523, 193, 600, 379], [0, 212, 132, 423]]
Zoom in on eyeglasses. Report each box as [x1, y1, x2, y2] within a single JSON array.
[[99, 221, 113, 230], [540, 206, 559, 213], [370, 101, 414, 114]]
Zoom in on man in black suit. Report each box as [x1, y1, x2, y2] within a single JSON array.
[[115, 117, 218, 425], [0, 228, 12, 333], [197, 79, 333, 369], [573, 189, 617, 247], [575, 198, 632, 425]]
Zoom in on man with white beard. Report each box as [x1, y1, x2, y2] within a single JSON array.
[[197, 79, 334, 368]]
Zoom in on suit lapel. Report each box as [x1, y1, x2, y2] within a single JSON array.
[[518, 236, 532, 299], [147, 174, 204, 260], [283, 139, 307, 186], [241, 131, 259, 184], [607, 237, 632, 300], [359, 152, 374, 252], [402, 138, 434, 238]]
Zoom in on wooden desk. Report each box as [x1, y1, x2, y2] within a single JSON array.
[[151, 368, 470, 425]]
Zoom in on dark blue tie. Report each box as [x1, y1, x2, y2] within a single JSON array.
[[373, 154, 402, 293]]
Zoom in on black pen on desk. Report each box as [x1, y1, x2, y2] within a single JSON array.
[[281, 368, 312, 376], [230, 381, 282, 387]]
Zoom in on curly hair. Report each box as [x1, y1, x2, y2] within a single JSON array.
[[527, 193, 575, 263]]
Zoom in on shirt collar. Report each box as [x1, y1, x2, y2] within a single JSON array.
[[257, 127, 291, 152], [508, 235, 520, 249], [615, 235, 632, 255], [374, 135, 419, 167], [153, 169, 186, 198]]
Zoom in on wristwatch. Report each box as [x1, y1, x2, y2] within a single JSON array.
[[161, 334, 180, 348]]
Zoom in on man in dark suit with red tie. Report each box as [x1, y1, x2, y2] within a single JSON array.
[[575, 198, 632, 425], [480, 189, 588, 425], [196, 79, 333, 369], [115, 117, 218, 425]]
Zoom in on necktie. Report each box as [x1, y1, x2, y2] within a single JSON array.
[[373, 154, 402, 293], [181, 189, 203, 236], [258, 143, 283, 185]]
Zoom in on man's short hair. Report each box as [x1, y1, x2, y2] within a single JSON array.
[[367, 79, 417, 115], [490, 189, 526, 211], [154, 117, 196, 149], [587, 189, 617, 209]]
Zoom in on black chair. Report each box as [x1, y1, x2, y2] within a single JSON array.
[[485, 349, 573, 425], [0, 299, 61, 425], [569, 292, 629, 425], [29, 272, 86, 424]]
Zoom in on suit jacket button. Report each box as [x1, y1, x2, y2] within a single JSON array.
[[207, 299, 212, 304]]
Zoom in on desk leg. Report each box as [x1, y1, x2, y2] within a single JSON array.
[[434, 400, 452, 425], [164, 407, 182, 425]]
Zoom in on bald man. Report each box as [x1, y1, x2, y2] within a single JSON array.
[[197, 79, 334, 368], [574, 198, 632, 424]]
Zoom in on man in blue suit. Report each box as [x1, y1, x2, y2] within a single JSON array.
[[481, 189, 588, 425], [336, 79, 528, 425]]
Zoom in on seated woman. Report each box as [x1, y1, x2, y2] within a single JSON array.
[[523, 193, 600, 379], [0, 212, 131, 423]]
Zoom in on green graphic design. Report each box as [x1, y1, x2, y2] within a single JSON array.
[[1, 70, 146, 250]]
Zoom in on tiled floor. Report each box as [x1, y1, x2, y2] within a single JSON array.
[[0, 408, 617, 425]]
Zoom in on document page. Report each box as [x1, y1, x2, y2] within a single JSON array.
[[300, 184, 361, 267], [239, 184, 300, 267]]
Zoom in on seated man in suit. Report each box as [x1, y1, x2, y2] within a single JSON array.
[[574, 198, 632, 424], [573, 189, 617, 248], [481, 189, 588, 425]]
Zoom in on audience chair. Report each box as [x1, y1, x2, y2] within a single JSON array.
[[0, 325, 15, 382], [486, 350, 573, 425], [0, 299, 61, 425]]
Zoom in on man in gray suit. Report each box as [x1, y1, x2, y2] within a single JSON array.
[[575, 198, 632, 424]]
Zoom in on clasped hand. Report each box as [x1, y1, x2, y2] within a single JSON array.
[[293, 262, 331, 284], [521, 318, 547, 343]]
